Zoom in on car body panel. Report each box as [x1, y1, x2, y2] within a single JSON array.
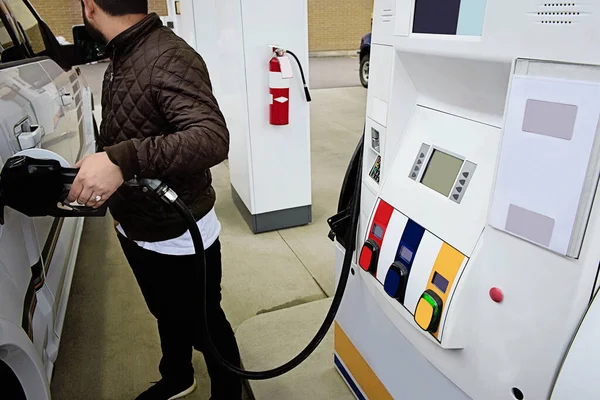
[[360, 32, 371, 60], [0, 56, 94, 383], [0, 1, 97, 395]]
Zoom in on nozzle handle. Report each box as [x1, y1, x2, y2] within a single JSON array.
[[59, 168, 80, 184]]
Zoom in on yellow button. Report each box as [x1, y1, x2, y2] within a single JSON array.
[[415, 297, 435, 331]]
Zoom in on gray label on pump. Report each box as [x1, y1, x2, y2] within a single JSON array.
[[505, 204, 555, 247], [522, 99, 578, 141]]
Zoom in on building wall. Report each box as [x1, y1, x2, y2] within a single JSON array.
[[308, 0, 373, 52], [30, 0, 169, 42], [30, 0, 371, 52]]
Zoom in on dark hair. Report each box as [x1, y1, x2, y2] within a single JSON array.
[[93, 0, 148, 16]]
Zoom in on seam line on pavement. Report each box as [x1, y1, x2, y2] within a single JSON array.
[[277, 230, 329, 298]]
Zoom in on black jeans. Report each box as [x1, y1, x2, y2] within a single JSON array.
[[118, 235, 242, 399]]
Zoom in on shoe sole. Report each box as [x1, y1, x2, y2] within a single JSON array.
[[168, 379, 197, 400]]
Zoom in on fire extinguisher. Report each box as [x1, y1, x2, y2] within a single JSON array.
[[269, 47, 311, 126]]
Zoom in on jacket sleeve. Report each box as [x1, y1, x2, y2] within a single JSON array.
[[104, 47, 229, 180]]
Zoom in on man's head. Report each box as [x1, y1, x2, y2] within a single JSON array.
[[81, 0, 148, 45]]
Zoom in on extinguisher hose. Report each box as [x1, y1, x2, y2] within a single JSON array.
[[155, 136, 363, 380], [286, 50, 312, 102]]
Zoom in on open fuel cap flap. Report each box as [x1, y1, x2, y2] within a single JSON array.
[[0, 155, 107, 224]]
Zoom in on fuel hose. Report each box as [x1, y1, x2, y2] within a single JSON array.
[[146, 137, 362, 380]]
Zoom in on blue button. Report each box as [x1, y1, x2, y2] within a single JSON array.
[[384, 268, 401, 298], [384, 262, 409, 303]]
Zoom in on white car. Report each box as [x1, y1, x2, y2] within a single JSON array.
[[0, 1, 103, 398]]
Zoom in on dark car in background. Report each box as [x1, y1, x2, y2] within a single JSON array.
[[359, 32, 371, 88]]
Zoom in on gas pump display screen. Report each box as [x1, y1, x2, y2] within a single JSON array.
[[432, 272, 449, 293], [399, 245, 414, 263], [421, 150, 464, 197], [372, 224, 384, 240]]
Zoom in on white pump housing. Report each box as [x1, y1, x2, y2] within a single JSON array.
[[334, 1, 600, 399]]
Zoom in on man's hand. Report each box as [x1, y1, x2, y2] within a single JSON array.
[[67, 152, 124, 209]]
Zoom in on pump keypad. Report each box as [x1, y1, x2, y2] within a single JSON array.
[[450, 161, 476, 204], [409, 143, 431, 181]]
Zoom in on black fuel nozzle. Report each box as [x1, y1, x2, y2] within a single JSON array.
[[126, 177, 178, 205], [0, 155, 107, 224]]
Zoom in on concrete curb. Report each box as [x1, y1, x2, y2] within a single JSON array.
[[309, 50, 358, 58]]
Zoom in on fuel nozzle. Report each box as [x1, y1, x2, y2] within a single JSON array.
[[126, 178, 178, 205], [0, 155, 107, 224]]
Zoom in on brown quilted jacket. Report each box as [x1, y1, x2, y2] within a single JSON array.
[[98, 13, 229, 242]]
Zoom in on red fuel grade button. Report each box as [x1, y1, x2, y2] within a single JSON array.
[[489, 287, 504, 303], [359, 239, 380, 274]]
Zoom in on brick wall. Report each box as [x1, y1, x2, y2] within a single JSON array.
[[30, 0, 168, 42], [308, 0, 373, 52], [32, 0, 371, 52], [30, 0, 82, 42], [148, 0, 168, 16]]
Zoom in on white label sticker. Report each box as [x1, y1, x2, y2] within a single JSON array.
[[278, 56, 294, 79]]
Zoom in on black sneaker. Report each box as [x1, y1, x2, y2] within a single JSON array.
[[135, 378, 197, 400]]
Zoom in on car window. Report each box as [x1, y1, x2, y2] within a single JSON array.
[[0, 16, 14, 53], [4, 0, 45, 55], [0, 4, 15, 55]]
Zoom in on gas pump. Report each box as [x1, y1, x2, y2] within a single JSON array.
[[331, 1, 600, 399]]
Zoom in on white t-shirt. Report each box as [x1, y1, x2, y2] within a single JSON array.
[[117, 208, 221, 256]]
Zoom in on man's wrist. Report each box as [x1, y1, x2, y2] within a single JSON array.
[[104, 141, 140, 181]]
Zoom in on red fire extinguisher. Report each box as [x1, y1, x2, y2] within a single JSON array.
[[269, 47, 311, 126]]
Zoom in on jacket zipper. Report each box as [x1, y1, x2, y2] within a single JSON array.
[[107, 48, 117, 139], [109, 48, 116, 91]]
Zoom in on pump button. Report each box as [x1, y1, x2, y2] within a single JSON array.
[[415, 290, 443, 333], [359, 239, 380, 274], [384, 262, 409, 303]]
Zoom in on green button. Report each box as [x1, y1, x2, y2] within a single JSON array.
[[423, 292, 440, 319]]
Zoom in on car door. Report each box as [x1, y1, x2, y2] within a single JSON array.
[[0, 5, 50, 369], [1, 0, 94, 371]]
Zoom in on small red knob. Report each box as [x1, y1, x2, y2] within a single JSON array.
[[490, 287, 504, 303]]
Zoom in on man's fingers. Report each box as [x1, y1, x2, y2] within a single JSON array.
[[92, 198, 107, 209], [86, 194, 99, 208], [86, 193, 105, 208], [78, 188, 93, 205], [67, 179, 84, 202]]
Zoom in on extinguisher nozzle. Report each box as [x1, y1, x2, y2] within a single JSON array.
[[304, 85, 312, 102]]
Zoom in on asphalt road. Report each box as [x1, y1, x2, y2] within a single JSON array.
[[309, 56, 362, 89]]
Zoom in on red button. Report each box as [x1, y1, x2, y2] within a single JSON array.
[[359, 246, 373, 271], [489, 287, 504, 303]]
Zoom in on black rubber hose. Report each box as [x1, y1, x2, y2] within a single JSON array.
[[170, 140, 362, 380], [285, 50, 312, 102]]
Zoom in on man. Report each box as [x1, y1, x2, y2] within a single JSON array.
[[69, 1, 243, 399]]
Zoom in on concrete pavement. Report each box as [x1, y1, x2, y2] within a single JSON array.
[[50, 71, 366, 398]]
